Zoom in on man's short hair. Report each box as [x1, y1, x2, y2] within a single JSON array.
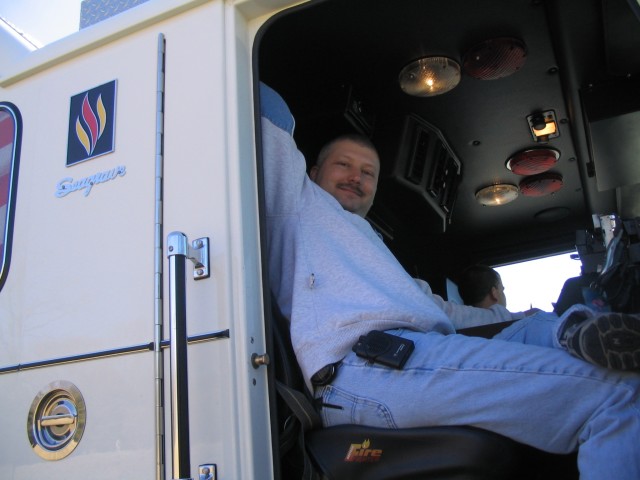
[[316, 133, 378, 167], [457, 265, 501, 306]]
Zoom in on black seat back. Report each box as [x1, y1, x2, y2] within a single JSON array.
[[270, 297, 320, 479]]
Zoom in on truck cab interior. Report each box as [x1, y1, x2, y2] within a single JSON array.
[[255, 0, 640, 478], [256, 0, 640, 293]]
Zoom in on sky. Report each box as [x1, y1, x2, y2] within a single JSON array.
[[495, 252, 582, 313], [0, 0, 82, 47]]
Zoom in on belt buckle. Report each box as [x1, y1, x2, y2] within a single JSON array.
[[311, 362, 338, 386]]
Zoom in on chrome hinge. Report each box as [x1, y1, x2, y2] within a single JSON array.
[[167, 232, 210, 280]]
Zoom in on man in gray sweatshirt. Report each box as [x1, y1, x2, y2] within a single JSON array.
[[260, 82, 640, 479]]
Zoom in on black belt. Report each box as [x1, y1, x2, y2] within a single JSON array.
[[311, 361, 340, 386]]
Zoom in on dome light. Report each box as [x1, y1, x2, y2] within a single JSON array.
[[475, 183, 519, 206], [399, 57, 461, 97]]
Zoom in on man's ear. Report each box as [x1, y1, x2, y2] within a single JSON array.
[[309, 165, 318, 181], [489, 286, 500, 303]]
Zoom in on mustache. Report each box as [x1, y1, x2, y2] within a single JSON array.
[[337, 183, 364, 197]]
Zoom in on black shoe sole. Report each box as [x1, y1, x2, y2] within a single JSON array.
[[566, 313, 640, 370]]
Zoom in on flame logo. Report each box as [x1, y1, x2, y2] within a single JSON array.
[[344, 438, 382, 462], [75, 93, 107, 156], [67, 80, 116, 166]]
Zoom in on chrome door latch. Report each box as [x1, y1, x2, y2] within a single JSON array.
[[167, 232, 210, 280]]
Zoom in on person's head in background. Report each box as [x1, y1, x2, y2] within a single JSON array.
[[457, 265, 507, 309]]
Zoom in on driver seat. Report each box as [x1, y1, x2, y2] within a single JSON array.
[[269, 298, 579, 480]]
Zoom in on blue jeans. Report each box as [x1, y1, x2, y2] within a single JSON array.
[[316, 306, 640, 479]]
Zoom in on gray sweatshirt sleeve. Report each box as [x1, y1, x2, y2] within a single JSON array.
[[414, 278, 514, 329], [260, 82, 309, 217]]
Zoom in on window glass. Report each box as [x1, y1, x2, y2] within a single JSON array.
[[0, 103, 21, 288], [494, 252, 582, 312]]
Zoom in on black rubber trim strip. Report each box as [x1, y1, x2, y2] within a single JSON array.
[[0, 329, 229, 374]]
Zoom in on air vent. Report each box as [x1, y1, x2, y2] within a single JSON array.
[[429, 141, 460, 213], [394, 115, 462, 231], [407, 129, 430, 185]]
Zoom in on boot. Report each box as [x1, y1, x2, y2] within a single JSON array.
[[559, 311, 640, 370]]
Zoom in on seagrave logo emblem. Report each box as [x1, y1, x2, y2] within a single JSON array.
[[76, 93, 105, 155], [344, 438, 383, 463], [67, 80, 116, 166]]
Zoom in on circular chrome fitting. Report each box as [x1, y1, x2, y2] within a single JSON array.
[[27, 381, 87, 460]]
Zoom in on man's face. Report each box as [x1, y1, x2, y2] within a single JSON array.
[[309, 139, 380, 217], [495, 277, 507, 308]]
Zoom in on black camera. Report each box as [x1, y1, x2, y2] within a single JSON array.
[[352, 330, 415, 369]]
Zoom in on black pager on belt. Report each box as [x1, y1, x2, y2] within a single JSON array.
[[352, 330, 414, 369]]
